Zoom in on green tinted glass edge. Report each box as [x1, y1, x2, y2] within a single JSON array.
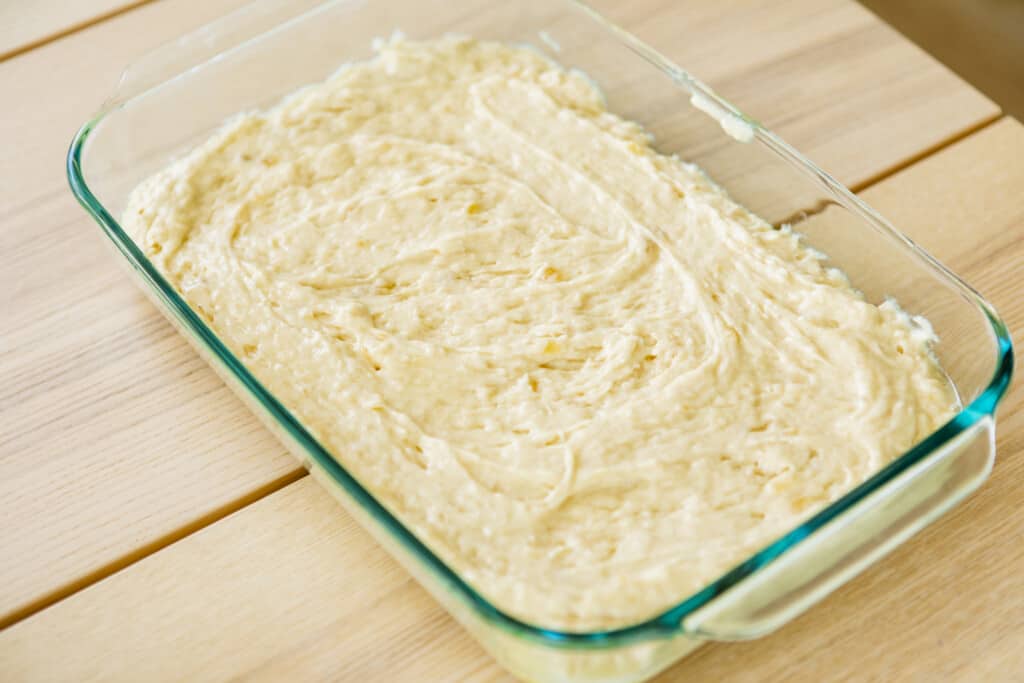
[[67, 71, 1014, 651]]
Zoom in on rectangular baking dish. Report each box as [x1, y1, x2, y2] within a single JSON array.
[[67, 1, 1013, 681]]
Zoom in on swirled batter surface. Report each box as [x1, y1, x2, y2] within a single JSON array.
[[124, 36, 957, 630]]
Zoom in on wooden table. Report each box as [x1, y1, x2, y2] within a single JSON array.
[[1, 1, 1020, 680]]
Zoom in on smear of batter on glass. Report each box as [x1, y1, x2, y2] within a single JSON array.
[[124, 35, 957, 630]]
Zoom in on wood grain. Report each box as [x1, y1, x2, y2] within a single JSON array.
[[860, 0, 1024, 120], [0, 477, 502, 683], [0, 1, 152, 61], [591, 0, 1001, 191], [0, 0, 270, 627], [2, 117, 1021, 682], [0, 0, 1000, 630]]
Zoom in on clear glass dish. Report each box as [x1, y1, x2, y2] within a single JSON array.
[[67, 1, 1013, 681]]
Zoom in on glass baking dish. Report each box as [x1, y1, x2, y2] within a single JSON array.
[[67, 0, 1013, 680]]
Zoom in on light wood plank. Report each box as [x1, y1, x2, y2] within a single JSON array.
[[0, 478, 503, 683], [0, 0, 270, 627], [592, 0, 1002, 190], [2, 118, 1021, 681], [0, 0, 999, 625], [861, 0, 1024, 120], [0, 1, 150, 61]]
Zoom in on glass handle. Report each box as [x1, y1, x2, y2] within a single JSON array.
[[683, 417, 995, 640]]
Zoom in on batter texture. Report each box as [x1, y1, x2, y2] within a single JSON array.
[[124, 36, 957, 630]]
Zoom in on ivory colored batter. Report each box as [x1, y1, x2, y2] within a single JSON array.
[[124, 36, 957, 630]]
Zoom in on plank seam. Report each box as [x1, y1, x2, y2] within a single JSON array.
[[0, 467, 308, 630], [850, 114, 1005, 194], [0, 0, 159, 64]]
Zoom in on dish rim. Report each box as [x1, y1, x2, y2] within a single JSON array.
[[66, 0, 1015, 648]]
